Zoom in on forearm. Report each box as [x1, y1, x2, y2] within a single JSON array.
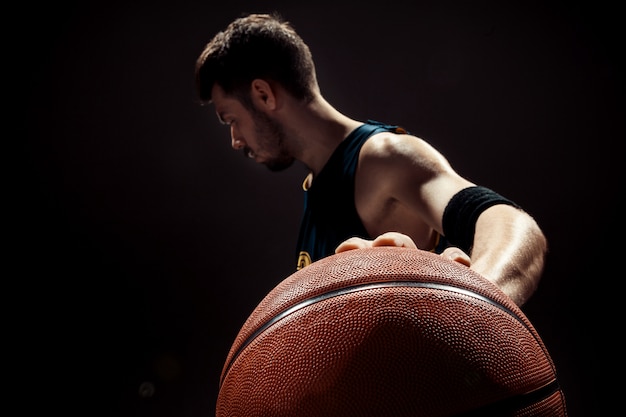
[[468, 205, 548, 306]]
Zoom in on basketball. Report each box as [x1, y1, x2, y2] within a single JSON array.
[[216, 246, 567, 416]]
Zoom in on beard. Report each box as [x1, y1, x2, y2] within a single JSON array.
[[250, 109, 295, 172]]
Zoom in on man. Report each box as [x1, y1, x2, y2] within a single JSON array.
[[194, 12, 547, 307]]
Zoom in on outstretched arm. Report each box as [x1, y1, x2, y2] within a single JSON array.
[[338, 132, 547, 307]]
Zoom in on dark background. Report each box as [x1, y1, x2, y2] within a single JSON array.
[[16, 0, 623, 416]]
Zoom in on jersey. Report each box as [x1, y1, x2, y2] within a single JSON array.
[[295, 120, 449, 271]]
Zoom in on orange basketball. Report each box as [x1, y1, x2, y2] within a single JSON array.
[[216, 246, 567, 416]]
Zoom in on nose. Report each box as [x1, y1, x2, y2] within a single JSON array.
[[230, 125, 245, 150]]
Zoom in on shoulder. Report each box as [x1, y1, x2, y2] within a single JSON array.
[[359, 131, 452, 175]]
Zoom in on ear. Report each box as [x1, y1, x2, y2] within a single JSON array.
[[250, 79, 277, 110]]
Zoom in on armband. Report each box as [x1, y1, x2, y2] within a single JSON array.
[[442, 186, 520, 254]]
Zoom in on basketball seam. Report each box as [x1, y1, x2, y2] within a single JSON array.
[[219, 281, 538, 387], [451, 379, 563, 416]]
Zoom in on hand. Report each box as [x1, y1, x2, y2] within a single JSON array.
[[335, 231, 418, 252], [335, 231, 471, 267]]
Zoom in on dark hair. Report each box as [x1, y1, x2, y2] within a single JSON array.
[[195, 13, 317, 107]]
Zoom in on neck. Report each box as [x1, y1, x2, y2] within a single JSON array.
[[282, 95, 362, 176]]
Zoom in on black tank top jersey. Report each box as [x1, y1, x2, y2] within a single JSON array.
[[295, 120, 448, 270]]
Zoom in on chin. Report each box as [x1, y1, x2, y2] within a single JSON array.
[[265, 160, 294, 172]]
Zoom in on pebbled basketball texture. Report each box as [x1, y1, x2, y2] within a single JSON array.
[[216, 246, 567, 416]]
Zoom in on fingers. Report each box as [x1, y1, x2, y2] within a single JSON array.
[[335, 234, 471, 270], [441, 246, 471, 267], [335, 232, 418, 254], [371, 232, 418, 249], [335, 237, 372, 253]]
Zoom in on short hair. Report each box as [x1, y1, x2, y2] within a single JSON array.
[[195, 13, 317, 106]]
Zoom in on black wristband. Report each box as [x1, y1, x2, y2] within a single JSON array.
[[442, 186, 520, 254]]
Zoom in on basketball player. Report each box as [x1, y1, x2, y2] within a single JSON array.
[[194, 13, 547, 307]]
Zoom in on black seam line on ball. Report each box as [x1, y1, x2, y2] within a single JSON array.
[[221, 281, 532, 387], [452, 379, 563, 416]]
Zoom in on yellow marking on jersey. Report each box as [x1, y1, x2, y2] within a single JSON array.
[[297, 251, 312, 270]]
